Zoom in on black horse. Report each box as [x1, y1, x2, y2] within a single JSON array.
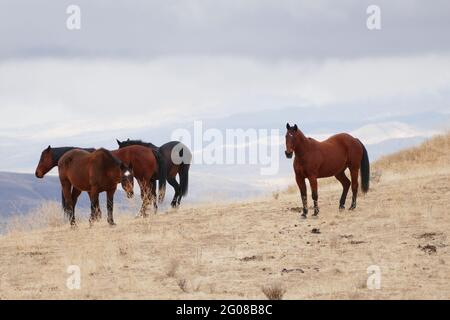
[[116, 139, 192, 208]]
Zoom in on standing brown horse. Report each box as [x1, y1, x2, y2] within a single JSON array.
[[111, 145, 166, 216], [35, 146, 96, 213], [58, 148, 134, 226], [285, 123, 370, 218], [116, 139, 191, 208]]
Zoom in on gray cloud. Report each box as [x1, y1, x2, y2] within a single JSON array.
[[1, 0, 450, 60]]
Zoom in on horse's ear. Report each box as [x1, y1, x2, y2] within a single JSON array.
[[293, 124, 298, 131], [46, 145, 51, 151], [116, 139, 121, 146], [286, 123, 290, 130]]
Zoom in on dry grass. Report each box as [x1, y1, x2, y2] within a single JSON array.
[[375, 131, 450, 172], [0, 133, 449, 299], [166, 259, 180, 278], [262, 283, 286, 300], [177, 278, 188, 293]]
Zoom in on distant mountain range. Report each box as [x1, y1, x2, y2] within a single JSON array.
[[0, 109, 448, 219]]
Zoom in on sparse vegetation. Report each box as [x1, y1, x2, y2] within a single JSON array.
[[177, 278, 188, 293], [0, 133, 449, 299], [262, 282, 286, 300], [166, 259, 180, 278], [375, 131, 450, 171]]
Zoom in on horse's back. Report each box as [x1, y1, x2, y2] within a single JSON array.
[[58, 149, 92, 169], [322, 133, 359, 149], [324, 133, 363, 165]]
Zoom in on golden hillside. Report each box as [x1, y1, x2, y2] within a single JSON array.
[[374, 132, 450, 171], [0, 133, 449, 299]]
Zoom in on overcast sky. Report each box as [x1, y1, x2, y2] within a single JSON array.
[[1, 0, 450, 60], [0, 1, 450, 160]]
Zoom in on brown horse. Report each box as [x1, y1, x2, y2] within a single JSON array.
[[116, 139, 191, 208], [58, 148, 134, 226], [285, 123, 370, 218], [35, 146, 96, 213], [111, 145, 166, 216]]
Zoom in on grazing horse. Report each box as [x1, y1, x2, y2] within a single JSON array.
[[58, 148, 134, 226], [116, 139, 192, 208], [111, 145, 166, 216], [285, 123, 370, 218], [35, 145, 96, 214]]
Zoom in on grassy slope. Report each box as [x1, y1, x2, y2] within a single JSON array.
[[0, 133, 449, 299]]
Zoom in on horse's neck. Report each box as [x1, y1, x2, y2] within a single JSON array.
[[294, 132, 310, 155], [52, 147, 73, 166]]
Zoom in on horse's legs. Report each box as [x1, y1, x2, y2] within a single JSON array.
[[176, 174, 183, 206], [138, 180, 150, 218], [62, 181, 75, 226], [167, 177, 180, 208], [89, 191, 100, 224], [150, 179, 158, 214], [349, 168, 359, 210], [335, 171, 351, 210], [106, 189, 116, 226], [71, 188, 82, 218], [308, 176, 320, 216], [295, 174, 308, 218]]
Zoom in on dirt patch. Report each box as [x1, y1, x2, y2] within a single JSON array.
[[349, 240, 366, 245], [418, 244, 437, 255], [414, 232, 443, 240], [239, 255, 263, 262], [281, 268, 304, 275]]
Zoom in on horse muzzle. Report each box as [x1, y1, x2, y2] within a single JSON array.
[[126, 191, 134, 199], [285, 151, 293, 159], [35, 171, 43, 178]]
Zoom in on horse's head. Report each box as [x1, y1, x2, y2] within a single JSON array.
[[285, 123, 299, 159], [35, 145, 54, 178], [116, 138, 131, 149], [120, 163, 135, 199]]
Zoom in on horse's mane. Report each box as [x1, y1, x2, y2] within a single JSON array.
[[96, 148, 122, 167], [121, 139, 158, 149], [51, 147, 95, 163]]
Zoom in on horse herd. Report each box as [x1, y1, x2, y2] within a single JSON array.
[[35, 139, 192, 226], [34, 124, 370, 226]]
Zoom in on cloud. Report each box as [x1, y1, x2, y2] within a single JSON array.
[[1, 54, 450, 139], [1, 0, 450, 60]]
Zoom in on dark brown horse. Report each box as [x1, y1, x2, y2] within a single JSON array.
[[111, 145, 166, 216], [58, 148, 134, 226], [35, 146, 96, 178], [35, 145, 96, 213], [116, 139, 192, 208], [285, 123, 370, 218]]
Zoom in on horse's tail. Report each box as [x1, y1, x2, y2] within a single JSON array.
[[152, 149, 166, 203], [179, 163, 190, 197], [359, 140, 370, 194]]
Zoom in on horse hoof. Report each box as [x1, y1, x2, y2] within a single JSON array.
[[300, 213, 307, 219], [108, 222, 116, 226], [349, 205, 356, 211], [339, 205, 345, 211]]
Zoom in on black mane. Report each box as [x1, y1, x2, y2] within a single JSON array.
[[51, 147, 95, 163], [120, 139, 158, 149]]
